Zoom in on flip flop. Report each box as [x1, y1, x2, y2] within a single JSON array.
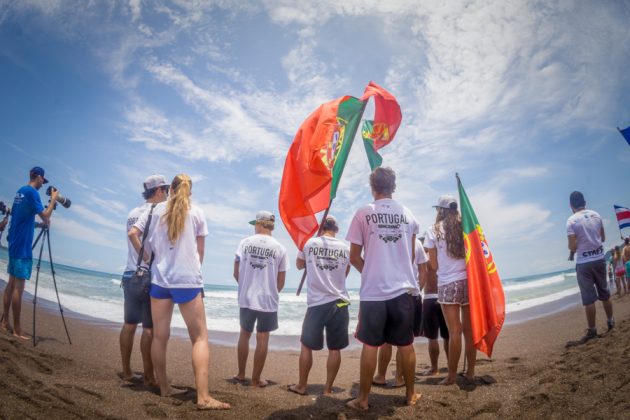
[[346, 399, 369, 411], [286, 384, 307, 396], [232, 375, 247, 384], [371, 381, 387, 387], [391, 382, 405, 388]]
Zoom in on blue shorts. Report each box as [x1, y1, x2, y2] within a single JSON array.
[[149, 284, 203, 304], [8, 258, 33, 280]]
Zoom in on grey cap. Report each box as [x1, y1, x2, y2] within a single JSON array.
[[249, 210, 275, 226], [433, 194, 457, 209], [143, 174, 169, 191]]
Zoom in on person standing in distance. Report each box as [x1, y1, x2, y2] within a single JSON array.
[[288, 216, 350, 396], [1, 167, 57, 339], [346, 167, 421, 411], [119, 175, 169, 385], [566, 191, 614, 344], [234, 211, 288, 387], [129, 174, 229, 410]]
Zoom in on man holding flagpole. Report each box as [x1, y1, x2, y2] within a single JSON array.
[[346, 167, 421, 410]]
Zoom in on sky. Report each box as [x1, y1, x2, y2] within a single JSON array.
[[0, 0, 629, 288]]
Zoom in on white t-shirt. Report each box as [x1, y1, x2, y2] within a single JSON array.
[[424, 222, 467, 286], [134, 202, 208, 288], [413, 239, 428, 293], [346, 198, 420, 301], [566, 209, 604, 264], [297, 236, 350, 307], [235, 234, 288, 312], [125, 203, 152, 272]]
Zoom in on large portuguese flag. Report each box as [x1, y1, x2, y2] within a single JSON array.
[[279, 96, 365, 250], [457, 175, 505, 357]]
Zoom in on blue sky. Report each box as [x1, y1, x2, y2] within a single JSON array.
[[0, 1, 629, 288]]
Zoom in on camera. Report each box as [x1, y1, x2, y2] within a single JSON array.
[[46, 186, 72, 209], [0, 201, 10, 216]]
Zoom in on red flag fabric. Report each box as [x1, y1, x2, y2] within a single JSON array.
[[360, 81, 402, 151], [458, 175, 505, 357], [278, 97, 348, 250]]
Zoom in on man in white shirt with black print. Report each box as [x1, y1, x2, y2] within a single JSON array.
[[566, 191, 614, 345], [233, 211, 288, 387], [119, 175, 169, 385], [287, 215, 350, 396], [345, 167, 422, 411]]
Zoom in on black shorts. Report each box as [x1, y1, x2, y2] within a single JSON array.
[[576, 260, 610, 306], [413, 296, 423, 337], [420, 297, 449, 340], [356, 292, 415, 347], [240, 307, 278, 333], [122, 271, 152, 329], [301, 300, 349, 351]]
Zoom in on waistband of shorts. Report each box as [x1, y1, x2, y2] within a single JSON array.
[[423, 293, 438, 300]]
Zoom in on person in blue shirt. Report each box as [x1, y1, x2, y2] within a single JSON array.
[[1, 167, 58, 339]]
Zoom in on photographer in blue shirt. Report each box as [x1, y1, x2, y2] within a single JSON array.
[[1, 167, 57, 339]]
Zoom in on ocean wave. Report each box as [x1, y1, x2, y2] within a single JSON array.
[[502, 274, 567, 292]]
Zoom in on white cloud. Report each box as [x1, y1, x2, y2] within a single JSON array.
[[71, 204, 125, 232], [52, 215, 124, 250]]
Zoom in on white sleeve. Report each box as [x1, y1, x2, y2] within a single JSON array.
[[194, 207, 209, 237], [133, 208, 150, 233], [345, 212, 364, 246], [424, 226, 436, 249], [566, 219, 574, 236], [235, 239, 244, 262], [278, 246, 289, 272]]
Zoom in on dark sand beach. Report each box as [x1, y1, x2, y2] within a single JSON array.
[[1, 280, 629, 419]]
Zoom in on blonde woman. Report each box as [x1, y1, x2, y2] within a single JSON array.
[[424, 195, 475, 385], [129, 174, 229, 410]]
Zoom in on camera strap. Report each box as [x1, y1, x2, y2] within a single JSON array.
[[136, 203, 157, 271]]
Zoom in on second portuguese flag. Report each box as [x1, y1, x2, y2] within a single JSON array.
[[457, 174, 505, 357]]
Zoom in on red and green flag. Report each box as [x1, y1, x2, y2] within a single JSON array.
[[360, 82, 402, 170], [279, 96, 365, 249], [279, 82, 402, 249], [457, 174, 505, 357]]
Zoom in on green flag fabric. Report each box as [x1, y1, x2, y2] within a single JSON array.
[[361, 120, 384, 170]]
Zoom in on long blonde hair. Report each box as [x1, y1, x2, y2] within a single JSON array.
[[163, 174, 192, 244]]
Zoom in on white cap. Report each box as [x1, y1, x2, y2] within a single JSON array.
[[433, 194, 457, 209], [249, 210, 275, 225], [143, 174, 169, 191]]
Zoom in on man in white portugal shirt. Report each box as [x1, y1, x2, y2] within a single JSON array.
[[233, 211, 288, 387], [287, 216, 350, 396], [119, 174, 168, 385], [346, 167, 421, 410], [566, 191, 614, 345]]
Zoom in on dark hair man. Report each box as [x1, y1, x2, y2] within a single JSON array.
[[566, 191, 614, 345], [288, 216, 351, 396], [119, 175, 169, 384], [345, 167, 421, 410], [233, 211, 288, 387], [1, 167, 58, 339]]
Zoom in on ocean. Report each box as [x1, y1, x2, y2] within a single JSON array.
[[0, 247, 584, 347]]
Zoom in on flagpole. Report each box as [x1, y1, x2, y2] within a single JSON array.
[[296, 204, 333, 296]]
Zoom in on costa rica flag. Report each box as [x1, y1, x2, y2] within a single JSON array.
[[614, 205, 630, 230]]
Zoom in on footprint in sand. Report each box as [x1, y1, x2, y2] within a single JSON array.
[[144, 402, 168, 418]]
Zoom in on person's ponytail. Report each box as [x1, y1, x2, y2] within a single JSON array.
[[163, 174, 192, 244]]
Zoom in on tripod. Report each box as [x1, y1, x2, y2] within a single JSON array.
[[31, 225, 72, 346]]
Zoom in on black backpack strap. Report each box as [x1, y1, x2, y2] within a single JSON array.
[[136, 203, 157, 270]]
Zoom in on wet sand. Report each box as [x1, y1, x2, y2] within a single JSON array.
[[1, 281, 629, 419]]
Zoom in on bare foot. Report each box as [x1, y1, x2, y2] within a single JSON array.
[[197, 397, 230, 410], [346, 398, 368, 411], [439, 377, 456, 386], [420, 368, 439, 376], [12, 332, 29, 340], [392, 377, 405, 388], [0, 321, 11, 333], [162, 386, 187, 397], [251, 379, 268, 388], [406, 393, 422, 406], [144, 376, 158, 387], [232, 374, 247, 383], [322, 387, 333, 395], [287, 384, 307, 396]]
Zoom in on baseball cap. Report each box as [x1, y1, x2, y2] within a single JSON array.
[[30, 167, 49, 184], [249, 210, 275, 226], [433, 194, 457, 209], [143, 174, 169, 191]]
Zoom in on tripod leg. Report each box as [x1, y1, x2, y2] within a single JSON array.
[[32, 230, 46, 347], [46, 229, 72, 345]]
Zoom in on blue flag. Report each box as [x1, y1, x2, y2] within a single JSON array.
[[618, 126, 630, 146]]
